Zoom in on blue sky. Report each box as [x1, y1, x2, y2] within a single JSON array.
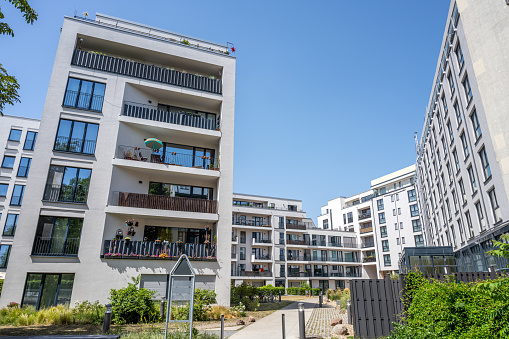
[[1, 1, 450, 220]]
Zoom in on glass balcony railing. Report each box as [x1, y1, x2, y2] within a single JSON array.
[[103, 240, 216, 260]]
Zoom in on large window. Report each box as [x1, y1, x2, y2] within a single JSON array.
[[380, 226, 387, 238], [454, 101, 462, 125], [470, 110, 481, 140], [407, 189, 417, 202], [475, 201, 486, 231], [8, 129, 22, 141], [17, 157, 31, 177], [383, 254, 391, 266], [2, 155, 15, 168], [22, 273, 75, 310], [467, 166, 477, 193], [0, 183, 7, 197], [149, 182, 213, 200], [462, 74, 473, 103], [412, 219, 422, 232], [3, 214, 18, 236], [447, 72, 455, 93], [382, 240, 389, 252], [414, 235, 424, 247], [63, 78, 105, 111], [23, 131, 38, 150], [54, 119, 99, 155], [33, 217, 83, 256], [377, 199, 384, 210], [378, 212, 386, 224], [10, 184, 24, 206], [455, 42, 464, 69], [410, 204, 419, 217], [479, 147, 491, 180], [488, 189, 501, 222], [0, 245, 11, 268], [240, 247, 246, 260], [43, 166, 92, 203], [461, 132, 469, 158]]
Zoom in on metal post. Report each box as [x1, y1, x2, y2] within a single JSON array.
[[221, 314, 224, 339], [279, 290, 281, 302], [319, 291, 322, 308], [298, 303, 305, 339], [282, 313, 286, 339], [103, 303, 112, 333], [326, 290, 329, 301], [489, 265, 495, 272], [160, 299, 165, 321], [347, 299, 351, 325]]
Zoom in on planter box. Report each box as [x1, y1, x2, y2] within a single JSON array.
[[105, 255, 122, 259]]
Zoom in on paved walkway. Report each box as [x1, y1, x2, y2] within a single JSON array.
[[305, 308, 347, 338], [228, 298, 317, 339]]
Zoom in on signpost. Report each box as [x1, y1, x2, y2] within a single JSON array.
[[164, 254, 196, 339]]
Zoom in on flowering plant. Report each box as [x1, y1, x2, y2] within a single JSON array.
[[7, 302, 19, 308], [104, 253, 121, 257], [159, 253, 168, 259]]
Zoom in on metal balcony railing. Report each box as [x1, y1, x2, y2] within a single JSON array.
[[311, 241, 327, 247], [343, 242, 358, 249], [103, 240, 216, 259], [358, 212, 372, 220], [287, 255, 312, 262], [232, 219, 271, 227], [361, 241, 375, 248], [109, 191, 218, 214], [32, 237, 80, 257], [43, 184, 89, 204], [253, 239, 272, 244], [346, 272, 362, 278], [63, 89, 104, 112], [286, 239, 309, 246], [54, 136, 97, 155], [233, 270, 272, 277], [363, 256, 376, 263], [72, 49, 222, 94], [287, 272, 311, 277], [330, 272, 345, 277], [286, 223, 307, 230]]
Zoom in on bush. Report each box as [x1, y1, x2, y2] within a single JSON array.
[[338, 288, 350, 310], [0, 279, 3, 295], [311, 288, 321, 296], [230, 283, 260, 311], [109, 276, 158, 324], [286, 287, 298, 295], [72, 300, 105, 324], [329, 289, 342, 301], [258, 285, 285, 296]]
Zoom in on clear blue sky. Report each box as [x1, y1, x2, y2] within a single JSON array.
[[2, 1, 450, 220]]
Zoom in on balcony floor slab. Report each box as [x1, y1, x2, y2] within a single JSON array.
[[105, 205, 218, 222]]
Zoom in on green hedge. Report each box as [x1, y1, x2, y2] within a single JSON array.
[[285, 287, 321, 295]]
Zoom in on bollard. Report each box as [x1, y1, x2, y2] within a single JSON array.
[[221, 314, 224, 339], [160, 299, 165, 321], [298, 303, 305, 339], [319, 291, 323, 308], [489, 265, 495, 272], [326, 290, 329, 301], [103, 303, 112, 333], [279, 290, 281, 302], [282, 313, 286, 339], [347, 299, 351, 325]]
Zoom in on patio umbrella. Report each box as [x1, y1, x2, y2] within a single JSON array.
[[144, 138, 163, 150]]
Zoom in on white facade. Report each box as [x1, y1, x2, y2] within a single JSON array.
[[0, 115, 40, 279], [1, 14, 235, 308]]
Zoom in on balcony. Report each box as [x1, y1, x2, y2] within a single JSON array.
[[329, 242, 342, 247], [252, 238, 272, 245], [117, 145, 218, 170], [102, 240, 216, 260], [251, 254, 271, 261], [123, 102, 218, 131], [71, 49, 222, 94], [311, 241, 327, 247], [313, 272, 329, 278], [363, 256, 376, 263], [346, 272, 362, 278], [233, 270, 272, 277], [232, 202, 303, 213], [231, 253, 237, 260], [110, 192, 218, 214], [232, 219, 271, 228], [287, 255, 312, 262], [344, 257, 360, 263], [286, 224, 307, 231], [343, 242, 358, 249], [288, 272, 311, 278], [361, 241, 375, 248], [32, 237, 80, 257], [360, 224, 373, 234], [330, 272, 345, 277], [358, 212, 372, 220], [286, 239, 309, 246]]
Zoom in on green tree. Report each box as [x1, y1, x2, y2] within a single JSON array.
[[0, 0, 38, 116]]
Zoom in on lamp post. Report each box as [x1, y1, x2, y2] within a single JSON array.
[[103, 303, 112, 333]]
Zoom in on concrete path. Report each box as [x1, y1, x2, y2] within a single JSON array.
[[228, 298, 317, 339]]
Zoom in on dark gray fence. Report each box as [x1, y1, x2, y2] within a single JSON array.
[[350, 271, 505, 339]]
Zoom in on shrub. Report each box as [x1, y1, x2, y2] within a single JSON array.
[[230, 283, 259, 311], [329, 289, 342, 301], [286, 287, 297, 295], [311, 288, 321, 296], [109, 276, 158, 324], [338, 288, 350, 310], [72, 300, 105, 324]]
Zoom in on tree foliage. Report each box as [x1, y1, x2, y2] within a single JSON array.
[[0, 0, 38, 116]]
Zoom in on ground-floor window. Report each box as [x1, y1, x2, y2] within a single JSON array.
[[335, 280, 345, 290], [22, 273, 75, 310]]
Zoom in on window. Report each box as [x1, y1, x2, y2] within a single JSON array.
[[410, 204, 419, 217], [398, 208, 401, 215], [377, 199, 384, 210], [391, 195, 394, 202], [378, 212, 386, 224], [479, 147, 491, 180], [397, 238, 400, 245], [0, 183, 7, 197], [453, 149, 460, 172], [380, 226, 387, 238], [458, 178, 467, 204], [455, 42, 464, 69], [8, 129, 22, 141], [2, 155, 15, 168], [475, 201, 486, 231], [33, 216, 83, 256], [10, 184, 25, 206], [467, 166, 477, 193], [22, 273, 75, 310], [347, 212, 353, 223], [465, 211, 474, 239], [442, 95, 448, 115], [454, 102, 462, 125], [17, 157, 31, 177], [323, 219, 328, 229], [0, 245, 11, 268], [452, 190, 459, 212], [54, 119, 99, 155], [383, 254, 391, 266], [393, 209, 396, 216], [447, 72, 455, 93], [447, 120, 454, 142], [400, 222, 403, 229], [402, 237, 405, 244], [343, 214, 346, 224], [382, 240, 389, 252], [461, 133, 469, 158], [395, 223, 398, 230], [442, 137, 448, 157], [3, 214, 18, 236], [63, 78, 105, 111], [407, 189, 416, 202], [414, 235, 424, 247], [462, 74, 473, 103], [470, 110, 481, 140], [488, 189, 501, 222], [43, 166, 92, 203], [412, 219, 422, 232], [23, 131, 38, 150]]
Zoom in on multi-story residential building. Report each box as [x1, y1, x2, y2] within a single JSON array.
[[0, 116, 40, 278], [318, 165, 424, 278], [232, 193, 363, 291], [415, 1, 509, 272], [0, 13, 235, 308]]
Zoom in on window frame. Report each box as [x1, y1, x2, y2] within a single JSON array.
[[0, 244, 11, 268], [62, 77, 106, 112], [3, 213, 18, 236], [23, 131, 38, 151], [10, 184, 25, 206], [1, 155, 15, 169], [17, 157, 32, 177], [53, 119, 99, 155], [8, 129, 22, 142]]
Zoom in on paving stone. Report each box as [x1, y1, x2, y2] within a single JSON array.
[[305, 308, 348, 338]]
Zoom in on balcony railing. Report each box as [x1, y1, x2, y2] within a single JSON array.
[[363, 256, 376, 263], [102, 240, 216, 259], [313, 272, 329, 277], [123, 102, 218, 131], [330, 272, 345, 277], [346, 272, 362, 278], [32, 237, 80, 257], [252, 254, 271, 260], [286, 224, 306, 230], [232, 219, 271, 227], [287, 255, 312, 262], [344, 257, 360, 263], [72, 49, 222, 94], [253, 239, 272, 244], [231, 253, 236, 259], [232, 203, 303, 213], [43, 184, 89, 204], [286, 239, 309, 246], [328, 242, 342, 247], [288, 272, 311, 277], [63, 89, 104, 112], [54, 136, 97, 155], [358, 212, 372, 220], [233, 270, 272, 277], [311, 241, 327, 247], [361, 241, 375, 248], [117, 145, 217, 170], [343, 242, 358, 249], [110, 191, 218, 214], [232, 235, 238, 242]]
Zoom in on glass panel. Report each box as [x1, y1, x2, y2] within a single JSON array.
[[0, 184, 7, 197], [11, 185, 24, 205], [172, 185, 191, 198], [44, 166, 64, 201], [83, 124, 98, 154], [64, 78, 80, 107], [39, 274, 60, 309], [4, 214, 18, 236], [90, 83, 105, 111], [433, 256, 444, 266], [55, 120, 72, 151], [8, 129, 22, 141], [51, 218, 68, 254], [23, 274, 43, 308], [66, 219, 83, 255], [69, 122, 86, 153], [56, 274, 74, 306], [74, 168, 91, 203], [421, 256, 432, 266], [24, 131, 37, 150], [409, 256, 420, 267], [17, 157, 31, 177], [2, 156, 15, 168], [77, 81, 93, 109], [0, 245, 11, 267], [60, 167, 78, 202]]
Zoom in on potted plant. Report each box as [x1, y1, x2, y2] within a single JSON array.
[[126, 218, 134, 227], [159, 253, 169, 260], [125, 237, 131, 245]]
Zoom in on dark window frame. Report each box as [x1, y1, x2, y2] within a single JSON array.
[[1, 155, 15, 169], [10, 184, 25, 206], [0, 183, 8, 197], [62, 77, 105, 112], [0, 244, 11, 268], [21, 273, 75, 310], [53, 119, 99, 155], [3, 213, 18, 236], [23, 131, 38, 150], [8, 129, 22, 142], [17, 157, 31, 177], [43, 165, 92, 204]]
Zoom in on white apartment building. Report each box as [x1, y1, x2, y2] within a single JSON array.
[[318, 165, 425, 278], [0, 116, 40, 279], [232, 193, 363, 291], [0, 13, 235, 308], [415, 0, 509, 271]]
